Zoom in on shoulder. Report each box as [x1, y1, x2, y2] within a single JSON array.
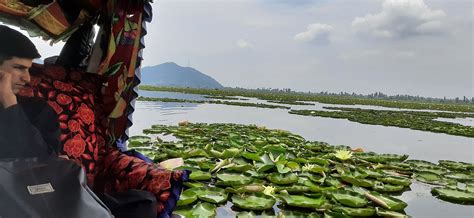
[[17, 96, 57, 119]]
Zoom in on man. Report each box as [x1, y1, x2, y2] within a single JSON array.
[[0, 25, 61, 158], [0, 25, 158, 218]]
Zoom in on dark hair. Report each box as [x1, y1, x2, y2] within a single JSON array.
[[0, 25, 41, 64]]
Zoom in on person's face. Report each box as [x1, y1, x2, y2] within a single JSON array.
[[0, 57, 33, 94]]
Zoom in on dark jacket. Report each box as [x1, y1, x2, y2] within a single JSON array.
[[0, 96, 61, 158]]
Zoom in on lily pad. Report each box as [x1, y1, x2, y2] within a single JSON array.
[[324, 211, 349, 218], [174, 202, 216, 218], [414, 171, 451, 185], [187, 187, 229, 204], [431, 187, 474, 204], [332, 206, 376, 216], [231, 192, 276, 210], [355, 153, 408, 163], [279, 191, 326, 209], [177, 189, 198, 206], [216, 173, 253, 186], [444, 172, 474, 182], [375, 208, 410, 217], [380, 176, 412, 187], [189, 170, 212, 181], [276, 185, 311, 194], [373, 182, 406, 193], [267, 172, 299, 185], [277, 210, 321, 218], [128, 136, 151, 147], [225, 185, 265, 194], [406, 159, 437, 168], [439, 160, 474, 171], [365, 192, 407, 211], [340, 174, 374, 188], [330, 190, 368, 208]]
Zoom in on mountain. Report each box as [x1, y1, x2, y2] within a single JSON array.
[[140, 62, 224, 89]]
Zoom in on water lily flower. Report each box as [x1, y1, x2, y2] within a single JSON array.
[[178, 120, 190, 126], [263, 185, 276, 197], [302, 163, 316, 172], [335, 150, 353, 161]]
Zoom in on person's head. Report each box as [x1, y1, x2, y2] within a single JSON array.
[[0, 25, 41, 94]]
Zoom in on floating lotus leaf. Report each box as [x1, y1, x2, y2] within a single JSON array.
[[414, 171, 451, 185], [278, 191, 326, 208], [128, 136, 152, 147], [189, 170, 212, 181], [304, 180, 340, 192], [332, 206, 376, 216], [307, 157, 330, 166], [225, 185, 265, 194], [276, 161, 292, 174], [375, 208, 410, 217], [405, 160, 437, 168], [254, 153, 276, 172], [177, 189, 198, 206], [245, 170, 266, 179], [275, 185, 311, 194], [184, 149, 209, 158], [197, 161, 216, 170], [216, 173, 253, 186], [225, 164, 253, 172], [277, 210, 321, 218], [231, 192, 276, 210], [286, 161, 301, 171], [381, 162, 412, 172], [267, 172, 299, 185], [187, 187, 229, 204], [357, 168, 385, 178], [209, 148, 241, 159], [330, 190, 368, 208], [236, 211, 257, 218], [340, 174, 374, 188], [439, 160, 474, 171], [373, 182, 406, 193], [379, 176, 411, 186], [355, 152, 408, 163], [365, 192, 407, 211], [413, 165, 447, 175], [174, 202, 216, 218], [431, 187, 474, 204], [444, 172, 474, 182], [324, 210, 349, 218], [242, 152, 261, 162], [184, 182, 205, 188]]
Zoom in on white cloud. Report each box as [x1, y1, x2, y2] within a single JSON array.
[[294, 23, 334, 43], [237, 39, 252, 48], [340, 50, 416, 60], [352, 0, 446, 39]]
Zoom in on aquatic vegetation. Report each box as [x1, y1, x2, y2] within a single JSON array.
[[290, 108, 474, 137], [139, 85, 474, 113], [137, 96, 290, 109], [130, 123, 474, 217]]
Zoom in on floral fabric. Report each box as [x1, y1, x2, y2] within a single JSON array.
[[19, 64, 188, 216]]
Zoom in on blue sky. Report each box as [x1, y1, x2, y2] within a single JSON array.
[[26, 0, 473, 98]]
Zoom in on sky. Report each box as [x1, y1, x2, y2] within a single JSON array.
[[20, 0, 474, 98]]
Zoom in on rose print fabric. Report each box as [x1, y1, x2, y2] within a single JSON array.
[[19, 64, 188, 216]]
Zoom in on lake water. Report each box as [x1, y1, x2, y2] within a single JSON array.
[[131, 91, 474, 217]]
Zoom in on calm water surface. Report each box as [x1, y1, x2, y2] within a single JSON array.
[[132, 91, 474, 218]]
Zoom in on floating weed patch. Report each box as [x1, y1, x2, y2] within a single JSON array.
[[290, 108, 474, 137], [131, 123, 473, 217]]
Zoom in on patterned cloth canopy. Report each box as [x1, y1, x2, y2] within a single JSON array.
[[0, 0, 153, 146]]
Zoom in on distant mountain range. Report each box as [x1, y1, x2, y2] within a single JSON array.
[[140, 62, 224, 89]]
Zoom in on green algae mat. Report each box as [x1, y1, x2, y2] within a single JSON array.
[[130, 123, 474, 217]]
